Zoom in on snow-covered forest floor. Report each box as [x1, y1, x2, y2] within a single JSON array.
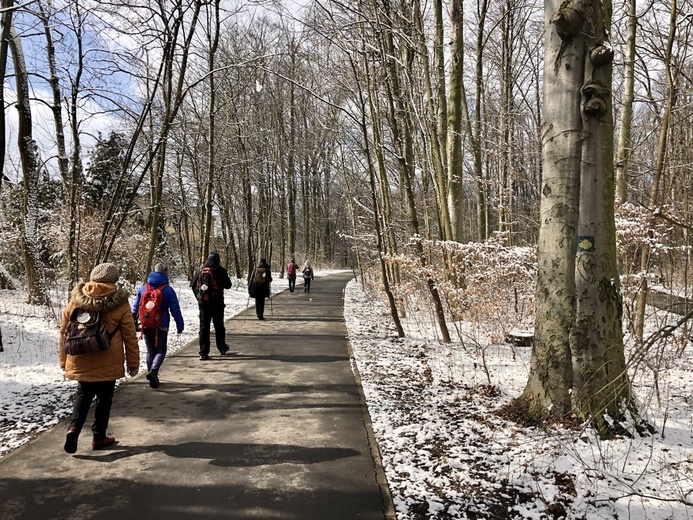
[[2, 270, 693, 519]]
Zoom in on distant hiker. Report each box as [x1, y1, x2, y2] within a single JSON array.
[[302, 260, 314, 293], [287, 258, 299, 293], [249, 257, 273, 320], [59, 262, 139, 454], [132, 263, 184, 389], [192, 251, 232, 360]]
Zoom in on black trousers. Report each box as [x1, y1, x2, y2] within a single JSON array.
[[255, 296, 266, 319], [288, 276, 296, 292], [304, 277, 312, 292], [69, 380, 116, 440], [198, 304, 227, 355]]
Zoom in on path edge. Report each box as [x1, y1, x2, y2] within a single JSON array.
[[343, 288, 397, 520]]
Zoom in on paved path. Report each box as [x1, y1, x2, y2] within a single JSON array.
[[0, 272, 393, 520]]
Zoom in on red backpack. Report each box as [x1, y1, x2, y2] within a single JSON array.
[[138, 283, 167, 329], [287, 263, 296, 276], [195, 266, 218, 302]]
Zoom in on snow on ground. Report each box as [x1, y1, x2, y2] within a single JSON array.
[[343, 280, 693, 519], [0, 273, 280, 457], [2, 271, 693, 519]]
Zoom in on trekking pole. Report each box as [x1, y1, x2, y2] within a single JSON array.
[[270, 285, 273, 315]]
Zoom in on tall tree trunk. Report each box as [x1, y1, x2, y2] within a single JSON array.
[[571, 0, 634, 434], [0, 0, 13, 193], [522, 0, 586, 419], [522, 0, 637, 436], [174, 150, 195, 279], [415, 0, 452, 242], [379, 0, 450, 342], [66, 0, 86, 286], [38, 1, 69, 191], [287, 50, 297, 259], [446, 0, 466, 242], [634, 0, 678, 342], [200, 0, 221, 262], [614, 0, 637, 205], [471, 0, 489, 241], [9, 25, 47, 304], [348, 35, 404, 336], [498, 0, 515, 241]]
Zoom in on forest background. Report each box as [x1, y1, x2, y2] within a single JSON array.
[[1, 0, 693, 513]]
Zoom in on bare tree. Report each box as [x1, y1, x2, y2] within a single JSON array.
[[8, 23, 47, 304], [615, 0, 637, 205], [0, 0, 15, 191], [200, 0, 221, 261], [634, 0, 681, 341], [521, 0, 636, 436]]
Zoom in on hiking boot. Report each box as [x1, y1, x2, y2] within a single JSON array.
[[146, 370, 159, 389], [64, 427, 79, 454], [219, 345, 230, 355], [91, 436, 116, 450], [199, 354, 210, 360]]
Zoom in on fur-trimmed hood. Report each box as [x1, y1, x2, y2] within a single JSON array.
[[70, 282, 131, 313], [60, 281, 140, 382]]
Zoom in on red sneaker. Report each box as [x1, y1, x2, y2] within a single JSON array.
[[91, 436, 116, 450]]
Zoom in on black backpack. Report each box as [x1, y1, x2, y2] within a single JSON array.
[[195, 266, 218, 302], [63, 308, 120, 356]]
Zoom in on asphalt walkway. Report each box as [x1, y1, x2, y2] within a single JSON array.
[[0, 271, 393, 520]]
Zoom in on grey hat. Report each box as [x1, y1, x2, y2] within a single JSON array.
[[90, 263, 120, 283], [154, 263, 169, 275]]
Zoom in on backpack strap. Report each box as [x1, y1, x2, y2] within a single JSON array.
[[109, 322, 121, 339]]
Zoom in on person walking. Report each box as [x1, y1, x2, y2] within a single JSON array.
[[287, 257, 299, 293], [192, 251, 232, 360], [132, 263, 184, 389], [59, 262, 140, 454], [249, 257, 273, 320], [302, 260, 314, 293]]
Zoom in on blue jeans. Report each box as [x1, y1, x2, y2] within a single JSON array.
[[69, 380, 116, 440], [143, 328, 168, 371]]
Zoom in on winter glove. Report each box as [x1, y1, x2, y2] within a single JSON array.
[[128, 367, 139, 377]]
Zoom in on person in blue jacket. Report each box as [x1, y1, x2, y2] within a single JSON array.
[[132, 263, 184, 388]]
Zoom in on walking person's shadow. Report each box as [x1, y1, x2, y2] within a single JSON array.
[[74, 441, 360, 467]]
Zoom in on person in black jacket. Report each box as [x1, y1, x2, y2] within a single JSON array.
[[249, 258, 273, 320], [192, 251, 232, 360], [302, 260, 314, 293]]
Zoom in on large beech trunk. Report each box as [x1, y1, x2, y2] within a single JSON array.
[[521, 0, 638, 437]]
